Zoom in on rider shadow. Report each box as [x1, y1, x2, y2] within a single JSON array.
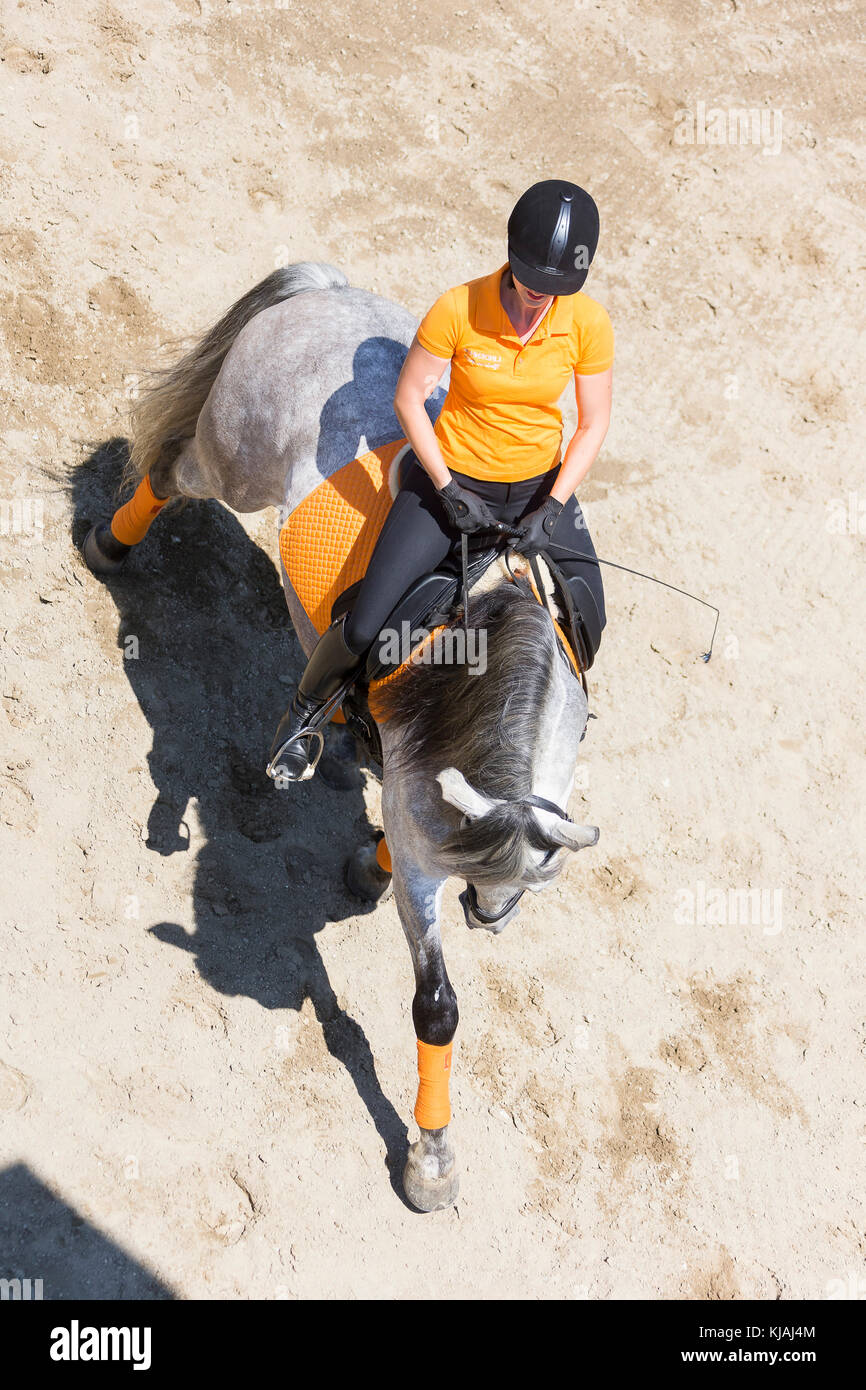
[[312, 334, 447, 489], [71, 439, 412, 1202], [314, 335, 447, 481], [315, 336, 409, 470], [0, 1162, 175, 1299]]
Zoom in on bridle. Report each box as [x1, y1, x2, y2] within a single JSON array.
[[458, 791, 573, 926]]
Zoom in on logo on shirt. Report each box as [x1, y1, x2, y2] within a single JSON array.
[[463, 347, 502, 370]]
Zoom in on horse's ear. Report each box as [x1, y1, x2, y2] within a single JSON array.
[[436, 767, 496, 820], [545, 819, 600, 852]]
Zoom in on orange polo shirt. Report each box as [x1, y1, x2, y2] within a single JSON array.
[[416, 263, 614, 482]]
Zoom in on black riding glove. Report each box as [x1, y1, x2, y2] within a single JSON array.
[[512, 494, 564, 558], [437, 479, 512, 536]]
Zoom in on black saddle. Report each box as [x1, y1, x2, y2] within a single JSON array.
[[331, 536, 505, 683], [543, 561, 602, 676], [335, 442, 602, 678], [331, 534, 600, 685], [330, 535, 601, 772]]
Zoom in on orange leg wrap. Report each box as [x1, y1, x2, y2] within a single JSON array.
[[414, 1039, 453, 1130], [110, 475, 169, 546], [375, 835, 392, 874]]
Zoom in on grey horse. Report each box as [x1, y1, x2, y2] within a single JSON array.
[[83, 262, 599, 1211]]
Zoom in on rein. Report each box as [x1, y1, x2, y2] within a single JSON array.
[[466, 525, 721, 664], [540, 539, 720, 663]]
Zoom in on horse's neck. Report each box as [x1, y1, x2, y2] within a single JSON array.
[[528, 649, 585, 805]]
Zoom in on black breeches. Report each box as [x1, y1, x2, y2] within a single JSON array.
[[342, 451, 606, 655]]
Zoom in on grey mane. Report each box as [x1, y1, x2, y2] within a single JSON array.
[[374, 580, 566, 887]]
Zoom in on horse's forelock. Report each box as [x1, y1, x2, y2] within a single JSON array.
[[435, 799, 564, 888]]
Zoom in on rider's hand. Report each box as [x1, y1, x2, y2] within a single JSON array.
[[437, 479, 512, 536], [511, 494, 564, 558]]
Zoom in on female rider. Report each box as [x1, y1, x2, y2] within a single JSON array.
[[271, 178, 614, 781]]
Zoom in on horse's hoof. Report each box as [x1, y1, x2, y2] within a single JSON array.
[[343, 841, 393, 903], [403, 1141, 459, 1212], [318, 725, 363, 790], [82, 522, 131, 576]]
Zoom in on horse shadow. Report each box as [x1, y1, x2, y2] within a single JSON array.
[[70, 440, 412, 1202]]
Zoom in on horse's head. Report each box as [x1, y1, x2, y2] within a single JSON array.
[[437, 767, 598, 933], [375, 578, 596, 929]]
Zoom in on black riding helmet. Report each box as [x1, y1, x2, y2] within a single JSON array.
[[507, 179, 599, 296]]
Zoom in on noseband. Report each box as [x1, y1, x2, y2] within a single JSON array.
[[459, 792, 573, 926]]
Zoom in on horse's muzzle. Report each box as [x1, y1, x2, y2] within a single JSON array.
[[459, 884, 523, 933]]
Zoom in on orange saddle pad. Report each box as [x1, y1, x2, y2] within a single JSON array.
[[279, 439, 407, 637]]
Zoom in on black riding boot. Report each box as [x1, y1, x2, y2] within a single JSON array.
[[267, 614, 364, 783]]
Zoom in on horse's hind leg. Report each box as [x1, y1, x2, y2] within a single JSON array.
[[82, 439, 211, 576]]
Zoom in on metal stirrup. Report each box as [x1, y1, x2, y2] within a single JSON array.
[[265, 676, 357, 781], [265, 727, 325, 781]]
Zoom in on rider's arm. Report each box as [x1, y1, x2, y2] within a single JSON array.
[[549, 366, 612, 505], [393, 338, 453, 490]]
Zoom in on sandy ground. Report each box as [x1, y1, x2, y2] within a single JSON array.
[[1, 0, 864, 1300]]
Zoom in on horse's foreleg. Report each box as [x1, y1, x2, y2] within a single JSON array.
[[392, 861, 460, 1212]]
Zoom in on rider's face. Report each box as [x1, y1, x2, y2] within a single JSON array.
[[510, 273, 552, 310]]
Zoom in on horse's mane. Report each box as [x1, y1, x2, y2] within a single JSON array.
[[372, 580, 566, 887]]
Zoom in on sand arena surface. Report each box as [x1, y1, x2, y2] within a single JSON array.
[[0, 1, 863, 1298]]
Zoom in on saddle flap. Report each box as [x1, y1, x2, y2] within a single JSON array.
[[539, 555, 602, 673], [362, 572, 457, 681]]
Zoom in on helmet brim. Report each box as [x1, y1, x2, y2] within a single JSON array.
[[508, 246, 588, 296]]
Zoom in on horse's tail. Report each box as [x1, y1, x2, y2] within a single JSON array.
[[125, 262, 349, 488]]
